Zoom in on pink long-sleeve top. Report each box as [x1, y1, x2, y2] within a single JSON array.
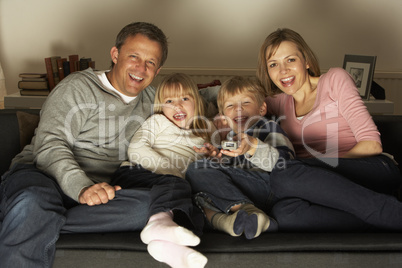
[[266, 68, 381, 158]]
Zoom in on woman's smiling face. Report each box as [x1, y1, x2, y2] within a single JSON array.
[[266, 41, 310, 96]]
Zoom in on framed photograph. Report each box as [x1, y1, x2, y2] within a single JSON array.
[[343, 54, 377, 100]]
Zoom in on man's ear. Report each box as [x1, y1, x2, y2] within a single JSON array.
[[155, 67, 161, 77], [110, 47, 119, 64], [260, 101, 267, 116]]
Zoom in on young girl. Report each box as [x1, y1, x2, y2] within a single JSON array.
[[126, 73, 218, 179], [112, 73, 218, 268]]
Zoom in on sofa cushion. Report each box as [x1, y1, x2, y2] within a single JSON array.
[[0, 111, 21, 174], [16, 111, 40, 150], [0, 109, 40, 175], [372, 115, 402, 168]]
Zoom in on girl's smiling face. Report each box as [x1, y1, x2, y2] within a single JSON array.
[[266, 41, 311, 97], [162, 89, 196, 129]]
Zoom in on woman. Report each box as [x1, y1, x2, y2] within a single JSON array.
[[257, 28, 402, 231]]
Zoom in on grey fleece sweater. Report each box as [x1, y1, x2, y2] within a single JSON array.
[[12, 68, 156, 201]]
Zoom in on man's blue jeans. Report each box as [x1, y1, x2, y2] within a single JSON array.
[[0, 164, 151, 268], [185, 159, 276, 214], [270, 155, 402, 231]]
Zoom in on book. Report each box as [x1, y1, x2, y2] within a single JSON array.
[[89, 60, 95, 70], [79, 57, 92, 71], [57, 58, 67, 80], [45, 57, 56, 90], [19, 73, 47, 79], [18, 80, 49, 90], [20, 89, 50, 96], [50, 56, 61, 86], [69, 54, 79, 73], [63, 61, 70, 77], [20, 77, 47, 82]]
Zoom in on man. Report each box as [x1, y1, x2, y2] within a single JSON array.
[[0, 22, 206, 268]]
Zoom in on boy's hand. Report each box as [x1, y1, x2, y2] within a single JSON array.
[[221, 133, 258, 157], [213, 114, 231, 141], [79, 182, 122, 206]]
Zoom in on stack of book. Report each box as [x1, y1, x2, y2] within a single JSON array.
[[44, 55, 95, 90], [18, 55, 96, 95], [18, 73, 49, 96]]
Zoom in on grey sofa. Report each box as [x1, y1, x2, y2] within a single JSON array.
[[1, 108, 402, 268]]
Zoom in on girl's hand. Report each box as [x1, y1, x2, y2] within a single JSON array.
[[221, 133, 258, 157], [194, 143, 222, 158]]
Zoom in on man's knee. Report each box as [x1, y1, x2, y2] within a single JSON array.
[[2, 167, 58, 197]]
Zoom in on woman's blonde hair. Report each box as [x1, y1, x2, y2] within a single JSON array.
[[257, 28, 321, 96], [154, 73, 212, 141], [217, 76, 266, 115]]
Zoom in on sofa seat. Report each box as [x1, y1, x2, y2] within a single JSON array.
[[54, 231, 402, 267]]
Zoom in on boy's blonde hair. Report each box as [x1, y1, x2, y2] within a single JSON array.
[[154, 73, 212, 141], [217, 76, 267, 115]]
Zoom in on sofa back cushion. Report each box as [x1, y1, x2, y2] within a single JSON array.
[[373, 115, 402, 168], [0, 109, 40, 175], [0, 111, 401, 177]]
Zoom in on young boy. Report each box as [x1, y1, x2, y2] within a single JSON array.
[[186, 76, 295, 239]]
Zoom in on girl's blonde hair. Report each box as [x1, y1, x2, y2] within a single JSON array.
[[257, 28, 321, 96], [217, 76, 266, 115], [154, 73, 212, 141]]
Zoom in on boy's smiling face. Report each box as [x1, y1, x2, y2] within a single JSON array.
[[222, 93, 267, 133]]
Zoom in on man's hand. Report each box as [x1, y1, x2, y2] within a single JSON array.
[[79, 182, 122, 206]]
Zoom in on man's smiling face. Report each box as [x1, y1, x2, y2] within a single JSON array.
[[108, 34, 162, 97]]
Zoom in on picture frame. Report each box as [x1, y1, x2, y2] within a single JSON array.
[[343, 54, 377, 100]]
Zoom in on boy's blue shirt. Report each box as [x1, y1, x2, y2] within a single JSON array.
[[223, 116, 295, 170]]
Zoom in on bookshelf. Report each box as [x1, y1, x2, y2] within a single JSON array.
[[363, 99, 394, 115], [4, 92, 47, 109]]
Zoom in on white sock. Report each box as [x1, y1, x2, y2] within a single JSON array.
[[148, 240, 208, 268], [141, 211, 200, 246]]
